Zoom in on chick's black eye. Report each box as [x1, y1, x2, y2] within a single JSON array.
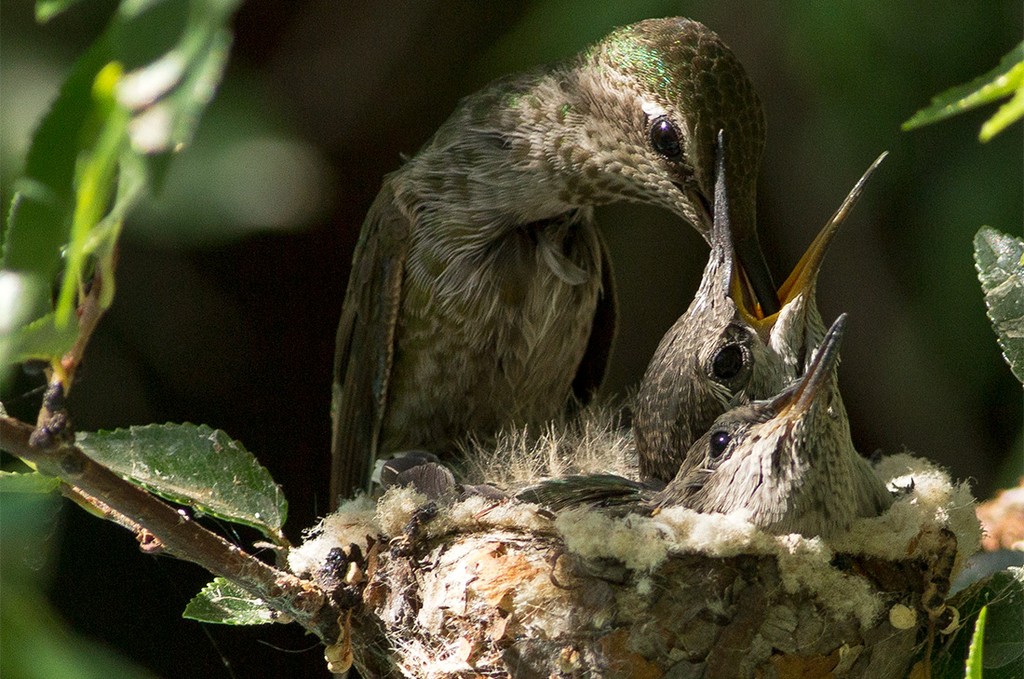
[[709, 430, 731, 458], [649, 116, 682, 160], [711, 344, 745, 381]]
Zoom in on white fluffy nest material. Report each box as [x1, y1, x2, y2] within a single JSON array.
[[293, 452, 978, 616]]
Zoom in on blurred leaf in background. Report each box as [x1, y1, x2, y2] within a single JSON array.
[[903, 42, 1024, 142], [0, 490, 157, 679], [2, 0, 244, 368], [1, 1, 334, 393], [127, 77, 334, 246]]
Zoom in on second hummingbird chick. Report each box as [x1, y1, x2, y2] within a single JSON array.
[[634, 147, 886, 485], [653, 314, 894, 539]]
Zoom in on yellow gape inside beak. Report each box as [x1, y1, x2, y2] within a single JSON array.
[[729, 236, 821, 338]]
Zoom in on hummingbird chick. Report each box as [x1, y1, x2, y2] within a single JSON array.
[[653, 314, 894, 539], [634, 146, 886, 485], [331, 18, 780, 504]]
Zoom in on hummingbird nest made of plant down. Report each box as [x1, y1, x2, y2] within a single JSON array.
[[289, 415, 980, 679]]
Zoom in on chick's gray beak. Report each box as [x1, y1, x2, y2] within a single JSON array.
[[769, 313, 847, 417]]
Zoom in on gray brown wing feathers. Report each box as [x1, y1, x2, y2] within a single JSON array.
[[330, 180, 410, 507]]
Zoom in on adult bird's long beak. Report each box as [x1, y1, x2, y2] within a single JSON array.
[[710, 130, 780, 317], [731, 152, 887, 336], [767, 313, 847, 418]]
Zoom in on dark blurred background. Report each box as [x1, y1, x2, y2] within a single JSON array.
[[2, 1, 1021, 677]]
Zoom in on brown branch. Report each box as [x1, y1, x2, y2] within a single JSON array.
[[1, 414, 343, 645]]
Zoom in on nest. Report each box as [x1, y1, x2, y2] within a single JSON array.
[[290, 444, 979, 678]]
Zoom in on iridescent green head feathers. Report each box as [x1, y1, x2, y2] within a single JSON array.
[[592, 19, 766, 217], [575, 18, 772, 308]]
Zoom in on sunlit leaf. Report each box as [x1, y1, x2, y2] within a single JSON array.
[[980, 86, 1024, 141], [183, 577, 275, 625], [0, 271, 67, 366], [76, 424, 287, 539], [35, 0, 86, 23], [903, 42, 1024, 141], [0, 471, 60, 494], [54, 61, 130, 326], [965, 606, 987, 679], [974, 227, 1024, 384], [0, 312, 80, 366]]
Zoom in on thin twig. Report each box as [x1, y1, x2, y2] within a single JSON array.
[[31, 266, 106, 442]]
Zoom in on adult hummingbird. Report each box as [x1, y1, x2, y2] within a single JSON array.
[[653, 314, 894, 539], [633, 148, 886, 485], [330, 18, 780, 504]]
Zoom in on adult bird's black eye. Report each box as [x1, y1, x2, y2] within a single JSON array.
[[649, 116, 682, 160], [711, 344, 745, 381], [709, 430, 731, 458]]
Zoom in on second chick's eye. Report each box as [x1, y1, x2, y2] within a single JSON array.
[[710, 344, 745, 381], [709, 430, 731, 458], [649, 116, 682, 160]]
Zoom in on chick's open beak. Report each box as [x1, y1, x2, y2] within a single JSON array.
[[731, 152, 888, 336]]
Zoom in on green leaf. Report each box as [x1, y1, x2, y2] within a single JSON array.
[[0, 271, 76, 367], [0, 471, 61, 494], [980, 569, 1024, 675], [53, 62, 131, 326], [0, 311, 81, 365], [935, 568, 1024, 679], [980, 86, 1024, 142], [2, 0, 242, 368], [974, 227, 1024, 384], [965, 606, 987, 679], [3, 38, 110, 295], [35, 0, 86, 23], [903, 42, 1024, 141], [76, 424, 287, 539], [183, 577, 275, 625]]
